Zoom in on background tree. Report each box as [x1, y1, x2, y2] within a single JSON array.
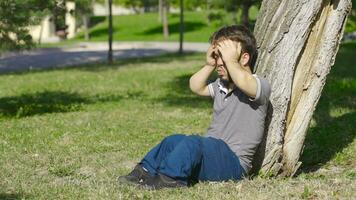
[[107, 0, 113, 64], [162, 0, 169, 39], [0, 0, 54, 51], [75, 0, 94, 41], [240, 0, 261, 27], [179, 0, 184, 54], [252, 0, 352, 176], [205, 0, 261, 27]]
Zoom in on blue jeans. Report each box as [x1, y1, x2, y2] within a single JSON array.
[[140, 134, 245, 184]]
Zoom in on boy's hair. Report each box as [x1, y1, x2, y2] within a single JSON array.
[[209, 25, 257, 72]]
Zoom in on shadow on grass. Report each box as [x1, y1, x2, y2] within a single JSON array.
[[0, 91, 123, 118], [90, 16, 106, 28], [0, 51, 203, 76], [0, 193, 27, 200], [88, 26, 121, 39], [140, 21, 206, 35], [155, 74, 211, 109], [60, 52, 203, 75], [299, 42, 356, 173]]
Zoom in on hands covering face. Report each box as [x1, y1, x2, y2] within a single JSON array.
[[216, 40, 242, 65], [206, 45, 218, 67], [206, 40, 242, 68]]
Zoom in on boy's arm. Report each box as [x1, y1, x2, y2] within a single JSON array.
[[189, 64, 215, 97], [217, 40, 257, 98], [189, 45, 216, 97]]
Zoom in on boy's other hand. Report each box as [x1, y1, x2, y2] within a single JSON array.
[[206, 45, 217, 67], [217, 40, 242, 65]]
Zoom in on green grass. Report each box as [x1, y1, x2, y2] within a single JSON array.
[[0, 42, 355, 199], [72, 9, 259, 43], [39, 8, 354, 48]]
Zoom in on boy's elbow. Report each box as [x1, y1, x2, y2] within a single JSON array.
[[189, 77, 198, 94]]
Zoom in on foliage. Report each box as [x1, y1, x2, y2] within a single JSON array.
[[74, 0, 94, 28], [0, 0, 54, 51], [75, 0, 94, 15], [52, 0, 66, 31], [0, 0, 97, 51], [345, 0, 356, 33], [206, 0, 261, 11]]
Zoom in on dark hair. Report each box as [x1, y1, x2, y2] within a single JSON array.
[[209, 25, 257, 72]]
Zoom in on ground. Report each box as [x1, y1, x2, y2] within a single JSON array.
[[0, 42, 355, 199]]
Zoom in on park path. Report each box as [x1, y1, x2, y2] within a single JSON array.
[[0, 42, 209, 74]]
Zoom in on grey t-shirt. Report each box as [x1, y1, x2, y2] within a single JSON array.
[[206, 75, 271, 174]]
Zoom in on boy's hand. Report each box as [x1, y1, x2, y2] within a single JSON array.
[[206, 45, 217, 67], [217, 40, 242, 65]]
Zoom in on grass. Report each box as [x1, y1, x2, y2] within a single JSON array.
[[39, 9, 260, 48], [0, 42, 355, 199], [74, 10, 259, 42]]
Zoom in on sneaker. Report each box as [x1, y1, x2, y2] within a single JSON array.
[[118, 164, 151, 185], [140, 173, 187, 190]]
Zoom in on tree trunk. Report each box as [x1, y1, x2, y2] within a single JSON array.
[[179, 0, 184, 54], [82, 15, 90, 41], [162, 0, 169, 39], [143, 0, 149, 13], [158, 0, 163, 22], [241, 0, 253, 27], [252, 0, 352, 177], [206, 0, 211, 24], [107, 0, 113, 64]]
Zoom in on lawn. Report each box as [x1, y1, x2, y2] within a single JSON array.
[[0, 42, 355, 199], [73, 9, 260, 43]]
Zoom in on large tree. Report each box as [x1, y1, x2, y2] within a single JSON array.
[[252, 0, 352, 176]]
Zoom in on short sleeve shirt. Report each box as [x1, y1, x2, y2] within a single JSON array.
[[205, 75, 271, 174]]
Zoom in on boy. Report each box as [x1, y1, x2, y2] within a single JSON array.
[[118, 25, 271, 189]]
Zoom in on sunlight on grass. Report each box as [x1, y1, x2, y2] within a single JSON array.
[[0, 42, 355, 199]]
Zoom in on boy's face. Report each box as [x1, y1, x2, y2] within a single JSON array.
[[211, 43, 230, 82], [215, 54, 230, 81]]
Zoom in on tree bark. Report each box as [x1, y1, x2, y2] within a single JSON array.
[[82, 15, 90, 41], [107, 0, 113, 64], [252, 0, 352, 177], [179, 0, 184, 54], [241, 0, 253, 27], [143, 0, 149, 13], [162, 0, 169, 39], [158, 0, 163, 22]]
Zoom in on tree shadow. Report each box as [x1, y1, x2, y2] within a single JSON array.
[[43, 51, 202, 74], [300, 111, 355, 173], [0, 193, 27, 200], [325, 42, 356, 79], [0, 91, 123, 118], [139, 22, 206, 35], [88, 26, 121, 39], [251, 101, 275, 175], [298, 42, 356, 173], [298, 82, 355, 173], [154, 74, 211, 109], [0, 49, 203, 75], [89, 16, 106, 28]]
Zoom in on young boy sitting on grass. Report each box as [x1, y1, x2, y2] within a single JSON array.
[[118, 25, 271, 189]]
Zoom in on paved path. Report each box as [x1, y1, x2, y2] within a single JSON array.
[[0, 42, 209, 73]]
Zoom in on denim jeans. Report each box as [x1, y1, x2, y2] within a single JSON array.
[[140, 134, 245, 184]]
